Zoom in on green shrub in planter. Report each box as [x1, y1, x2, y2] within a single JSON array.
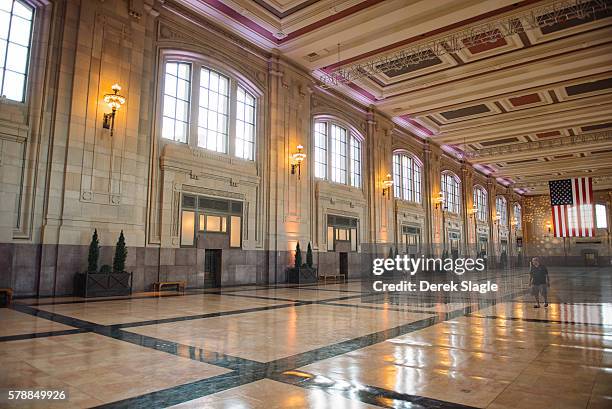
[[286, 241, 316, 284], [99, 264, 112, 274], [113, 230, 127, 273], [74, 230, 132, 297], [87, 229, 100, 273], [306, 242, 313, 268]]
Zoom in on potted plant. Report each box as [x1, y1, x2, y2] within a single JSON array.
[[286, 242, 317, 283], [74, 230, 133, 297]]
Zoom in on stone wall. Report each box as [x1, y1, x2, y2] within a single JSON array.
[[523, 191, 612, 265]]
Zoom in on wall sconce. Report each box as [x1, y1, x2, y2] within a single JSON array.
[[434, 191, 445, 209], [469, 205, 478, 217], [382, 174, 393, 198], [545, 221, 552, 233], [102, 83, 126, 136], [291, 144, 306, 178], [494, 215, 501, 224]]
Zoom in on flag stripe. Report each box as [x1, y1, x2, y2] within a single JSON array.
[[576, 178, 582, 237]]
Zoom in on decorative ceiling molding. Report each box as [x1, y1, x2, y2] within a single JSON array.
[[319, 0, 611, 87], [464, 130, 612, 159]]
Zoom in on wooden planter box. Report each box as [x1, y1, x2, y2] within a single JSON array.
[[74, 272, 133, 298], [286, 266, 317, 284]]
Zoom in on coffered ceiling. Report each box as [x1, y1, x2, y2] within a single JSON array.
[[171, 0, 612, 194]]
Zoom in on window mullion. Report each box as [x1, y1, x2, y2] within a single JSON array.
[[347, 133, 352, 186], [327, 121, 332, 181], [190, 63, 200, 148], [228, 80, 237, 157]]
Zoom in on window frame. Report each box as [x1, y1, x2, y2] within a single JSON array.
[[157, 53, 260, 161], [392, 151, 422, 203], [496, 196, 508, 226], [312, 117, 363, 188], [441, 171, 460, 214], [473, 185, 487, 221], [0, 0, 35, 103], [595, 203, 607, 229], [513, 203, 522, 230]]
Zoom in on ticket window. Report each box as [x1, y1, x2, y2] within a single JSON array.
[[180, 194, 243, 248], [327, 217, 358, 252], [400, 226, 421, 257], [449, 231, 460, 259], [478, 236, 488, 256]]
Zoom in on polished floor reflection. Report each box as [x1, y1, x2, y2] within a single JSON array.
[[0, 267, 610, 408]]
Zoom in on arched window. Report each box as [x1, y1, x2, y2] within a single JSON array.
[[0, 0, 34, 102], [313, 118, 362, 188], [595, 204, 608, 229], [392, 152, 422, 203], [473, 186, 487, 221], [160, 59, 258, 160], [513, 203, 522, 230], [441, 171, 460, 213], [496, 196, 507, 225]]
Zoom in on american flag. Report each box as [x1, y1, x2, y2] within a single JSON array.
[[549, 177, 594, 237]]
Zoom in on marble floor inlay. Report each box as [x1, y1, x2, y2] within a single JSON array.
[[1, 268, 610, 408]]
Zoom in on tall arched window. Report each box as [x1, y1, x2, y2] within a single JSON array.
[[160, 59, 258, 160], [513, 203, 522, 230], [473, 186, 487, 221], [313, 118, 362, 188], [0, 0, 34, 102], [392, 152, 422, 203], [496, 196, 507, 225], [595, 204, 607, 229], [441, 171, 460, 213]]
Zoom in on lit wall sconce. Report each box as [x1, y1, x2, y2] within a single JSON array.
[[434, 191, 445, 209], [469, 204, 478, 215], [291, 144, 306, 178], [382, 174, 393, 198], [102, 83, 126, 136], [494, 215, 501, 223], [545, 221, 552, 233]]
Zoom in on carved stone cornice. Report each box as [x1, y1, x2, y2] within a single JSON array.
[[465, 131, 612, 159]]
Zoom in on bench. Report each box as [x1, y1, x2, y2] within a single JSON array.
[[0, 288, 13, 306], [153, 281, 186, 294], [318, 273, 347, 284]]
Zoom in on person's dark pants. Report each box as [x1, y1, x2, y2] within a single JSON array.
[[532, 284, 548, 304]]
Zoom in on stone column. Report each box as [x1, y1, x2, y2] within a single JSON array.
[[422, 142, 433, 256]]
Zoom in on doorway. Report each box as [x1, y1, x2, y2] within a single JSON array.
[[339, 252, 348, 278], [204, 249, 222, 288]]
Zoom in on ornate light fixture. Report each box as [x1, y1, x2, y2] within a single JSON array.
[[291, 145, 306, 178], [434, 191, 445, 209], [382, 174, 393, 198], [102, 83, 126, 136], [469, 204, 478, 216]]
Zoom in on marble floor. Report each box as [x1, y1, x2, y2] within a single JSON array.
[[0, 267, 610, 408]]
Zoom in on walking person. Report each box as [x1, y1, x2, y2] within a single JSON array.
[[530, 257, 550, 308]]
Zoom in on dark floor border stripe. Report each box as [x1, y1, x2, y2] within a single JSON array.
[[0, 328, 88, 342], [16, 286, 276, 306], [113, 301, 308, 329], [275, 370, 478, 409], [104, 328, 266, 372], [467, 313, 612, 327], [93, 371, 262, 409], [321, 301, 448, 316]]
